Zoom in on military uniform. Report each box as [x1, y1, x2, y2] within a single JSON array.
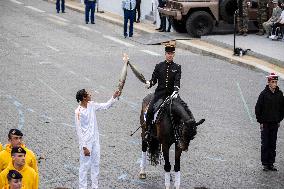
[[256, 0, 269, 34], [0, 145, 38, 173], [2, 170, 25, 189], [237, 0, 249, 35], [0, 147, 38, 189], [263, 0, 282, 36], [0, 144, 2, 152]]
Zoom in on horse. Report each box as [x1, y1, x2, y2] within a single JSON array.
[[138, 93, 204, 189]]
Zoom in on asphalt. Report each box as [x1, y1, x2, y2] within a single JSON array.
[[48, 0, 284, 78]]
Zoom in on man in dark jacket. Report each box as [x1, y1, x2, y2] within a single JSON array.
[[255, 72, 284, 171]]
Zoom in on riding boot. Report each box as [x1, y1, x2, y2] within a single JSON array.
[[174, 171, 180, 189], [165, 172, 171, 189]]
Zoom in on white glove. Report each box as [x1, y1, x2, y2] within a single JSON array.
[[171, 91, 178, 98], [145, 81, 150, 89]]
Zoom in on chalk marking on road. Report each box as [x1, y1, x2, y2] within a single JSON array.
[[37, 79, 66, 101], [69, 70, 76, 75], [118, 173, 128, 180], [26, 108, 35, 113], [7, 95, 25, 130], [77, 25, 92, 31], [103, 35, 135, 47], [46, 17, 68, 26], [236, 82, 254, 124], [48, 14, 70, 23], [9, 0, 23, 5], [46, 45, 60, 52], [140, 50, 161, 56], [24, 6, 45, 13]]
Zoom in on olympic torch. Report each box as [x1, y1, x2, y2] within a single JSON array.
[[117, 53, 129, 93]]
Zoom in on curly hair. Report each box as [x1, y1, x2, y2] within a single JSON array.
[[76, 89, 88, 103]]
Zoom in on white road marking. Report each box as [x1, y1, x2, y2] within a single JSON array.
[[9, 0, 23, 5], [25, 6, 45, 13], [39, 61, 52, 65], [37, 79, 66, 101], [236, 82, 254, 124], [140, 50, 161, 56], [46, 45, 60, 52], [46, 17, 68, 26], [103, 35, 135, 47], [48, 14, 70, 23], [77, 25, 92, 31], [69, 70, 76, 75], [84, 77, 90, 82]]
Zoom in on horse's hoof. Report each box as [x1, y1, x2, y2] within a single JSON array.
[[139, 173, 146, 179]]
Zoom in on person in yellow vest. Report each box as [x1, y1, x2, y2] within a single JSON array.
[[0, 147, 38, 189], [0, 143, 2, 152], [2, 170, 24, 189], [0, 129, 38, 173]]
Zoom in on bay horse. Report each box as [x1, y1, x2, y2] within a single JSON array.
[[138, 93, 204, 189]]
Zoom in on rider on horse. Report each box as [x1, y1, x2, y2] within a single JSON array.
[[145, 43, 196, 150]]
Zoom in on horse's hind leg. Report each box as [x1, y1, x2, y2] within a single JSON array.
[[174, 144, 182, 189], [162, 145, 171, 189]]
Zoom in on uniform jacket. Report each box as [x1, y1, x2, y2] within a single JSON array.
[[255, 85, 284, 124], [149, 61, 181, 98], [0, 162, 38, 189], [270, 6, 282, 22], [75, 98, 117, 153], [2, 185, 26, 189], [0, 144, 38, 173], [0, 144, 2, 152]]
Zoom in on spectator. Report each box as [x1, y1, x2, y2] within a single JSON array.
[[263, 0, 282, 37], [255, 73, 284, 171], [0, 129, 38, 173], [84, 0, 96, 24], [156, 0, 166, 31], [122, 0, 136, 38], [270, 4, 284, 39], [135, 0, 141, 23], [56, 0, 65, 13]]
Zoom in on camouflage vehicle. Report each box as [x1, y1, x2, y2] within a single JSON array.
[[158, 0, 263, 37]]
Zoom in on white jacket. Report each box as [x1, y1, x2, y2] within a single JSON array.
[[75, 97, 117, 152]]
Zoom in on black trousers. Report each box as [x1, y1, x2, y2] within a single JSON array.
[[135, 0, 141, 22], [261, 123, 279, 166]]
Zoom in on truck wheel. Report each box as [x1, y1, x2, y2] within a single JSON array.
[[185, 11, 214, 37], [220, 0, 238, 24], [171, 19, 187, 33]]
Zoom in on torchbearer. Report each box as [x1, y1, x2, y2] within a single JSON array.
[[255, 73, 284, 171], [75, 89, 121, 189]]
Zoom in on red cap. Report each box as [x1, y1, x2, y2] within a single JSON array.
[[266, 73, 279, 81]]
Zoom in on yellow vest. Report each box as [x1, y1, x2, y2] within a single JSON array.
[[0, 162, 38, 189], [0, 144, 38, 173], [0, 144, 2, 152]]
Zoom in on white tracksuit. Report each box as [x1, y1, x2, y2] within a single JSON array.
[[75, 97, 117, 189]]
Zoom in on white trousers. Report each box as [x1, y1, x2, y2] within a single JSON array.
[[79, 143, 100, 189]]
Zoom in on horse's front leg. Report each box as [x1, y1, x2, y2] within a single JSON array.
[[174, 144, 182, 189], [162, 144, 171, 189], [139, 125, 147, 179]]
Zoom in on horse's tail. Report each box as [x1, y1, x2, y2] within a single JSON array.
[[148, 136, 161, 166]]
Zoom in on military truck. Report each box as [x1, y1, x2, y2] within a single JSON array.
[[158, 0, 261, 37]]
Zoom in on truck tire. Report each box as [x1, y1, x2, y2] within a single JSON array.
[[185, 11, 214, 37], [171, 19, 187, 33], [220, 0, 238, 24]]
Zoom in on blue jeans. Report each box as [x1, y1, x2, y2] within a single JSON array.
[[124, 9, 135, 37], [85, 1, 96, 23], [56, 0, 65, 12]]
